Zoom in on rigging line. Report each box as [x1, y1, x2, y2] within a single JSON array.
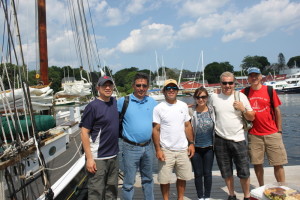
[[4, 168, 17, 200], [1, 0, 19, 66], [105, 65, 120, 96], [77, 0, 93, 72], [1, 0, 12, 64], [12, 72, 25, 143], [15, 74, 26, 142], [65, 175, 88, 200], [80, 0, 98, 71], [0, 77, 15, 142], [0, 113, 8, 145], [62, 3, 75, 69], [11, 0, 26, 71], [69, 0, 84, 67], [44, 142, 82, 171], [22, 97, 31, 139], [68, 0, 83, 67], [87, 0, 101, 67], [1, 17, 7, 64], [20, 79, 52, 192]]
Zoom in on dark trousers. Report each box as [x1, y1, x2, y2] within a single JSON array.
[[191, 146, 214, 198], [87, 157, 119, 200]]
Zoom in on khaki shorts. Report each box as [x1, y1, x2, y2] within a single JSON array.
[[158, 148, 193, 184], [248, 132, 288, 166]]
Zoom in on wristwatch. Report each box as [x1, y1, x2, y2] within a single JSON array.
[[243, 108, 247, 114], [188, 141, 194, 146], [278, 131, 282, 134]]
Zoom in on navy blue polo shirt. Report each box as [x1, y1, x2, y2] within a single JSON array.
[[79, 97, 119, 159]]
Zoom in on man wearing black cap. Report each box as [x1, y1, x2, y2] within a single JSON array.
[[80, 76, 119, 199], [241, 67, 287, 186]]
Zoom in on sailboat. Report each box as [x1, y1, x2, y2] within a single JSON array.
[[0, 1, 96, 199]]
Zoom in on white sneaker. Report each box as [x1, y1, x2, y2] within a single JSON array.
[[205, 198, 211, 200], [199, 198, 205, 200]]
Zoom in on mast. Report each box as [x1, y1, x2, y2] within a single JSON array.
[[38, 0, 49, 85], [202, 50, 205, 87]]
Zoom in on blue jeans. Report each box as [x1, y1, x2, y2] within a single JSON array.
[[191, 146, 214, 198], [122, 141, 154, 200]]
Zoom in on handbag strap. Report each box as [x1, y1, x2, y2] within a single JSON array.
[[234, 91, 239, 102], [234, 91, 247, 119]]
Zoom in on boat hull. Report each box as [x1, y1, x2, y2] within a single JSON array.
[[282, 86, 300, 94]]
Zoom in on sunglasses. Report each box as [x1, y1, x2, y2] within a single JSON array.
[[221, 82, 234, 85], [135, 84, 148, 88], [195, 96, 208, 100], [165, 86, 179, 91]]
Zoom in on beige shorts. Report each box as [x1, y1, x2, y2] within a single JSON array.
[[248, 132, 288, 166], [157, 148, 193, 184]]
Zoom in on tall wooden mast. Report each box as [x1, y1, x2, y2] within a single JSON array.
[[38, 0, 49, 85]]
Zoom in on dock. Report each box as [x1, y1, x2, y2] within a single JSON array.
[[118, 165, 299, 200]]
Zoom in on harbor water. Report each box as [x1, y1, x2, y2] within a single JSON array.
[[178, 93, 300, 167]]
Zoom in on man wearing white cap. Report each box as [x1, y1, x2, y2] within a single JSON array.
[[241, 67, 287, 186], [152, 79, 195, 200]]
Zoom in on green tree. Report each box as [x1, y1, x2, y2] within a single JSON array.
[[0, 63, 28, 90], [240, 55, 270, 74], [204, 62, 234, 83], [287, 56, 300, 68], [114, 67, 139, 95], [48, 66, 64, 93], [278, 53, 285, 71]]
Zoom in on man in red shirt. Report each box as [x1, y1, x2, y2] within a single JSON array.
[[241, 67, 287, 186]]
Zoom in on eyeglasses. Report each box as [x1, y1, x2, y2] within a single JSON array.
[[165, 86, 179, 91], [195, 96, 208, 100], [221, 82, 234, 85], [101, 84, 113, 88], [135, 84, 148, 88]]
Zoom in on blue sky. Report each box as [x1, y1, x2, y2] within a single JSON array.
[[2, 0, 300, 73]]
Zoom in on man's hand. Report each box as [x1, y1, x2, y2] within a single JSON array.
[[156, 149, 166, 161], [188, 144, 195, 158], [233, 100, 245, 112], [86, 158, 97, 173]]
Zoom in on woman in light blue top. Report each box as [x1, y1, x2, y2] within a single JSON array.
[[190, 87, 215, 200]]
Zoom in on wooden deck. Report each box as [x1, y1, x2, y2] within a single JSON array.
[[117, 165, 300, 200]]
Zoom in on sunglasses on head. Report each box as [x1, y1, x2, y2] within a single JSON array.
[[195, 95, 208, 100], [221, 81, 234, 85], [135, 84, 148, 88], [165, 86, 179, 91]]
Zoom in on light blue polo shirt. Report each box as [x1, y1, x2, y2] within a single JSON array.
[[117, 93, 157, 143]]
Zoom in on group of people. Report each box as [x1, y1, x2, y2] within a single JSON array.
[[79, 68, 288, 200]]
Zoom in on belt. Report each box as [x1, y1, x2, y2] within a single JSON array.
[[123, 138, 151, 147]]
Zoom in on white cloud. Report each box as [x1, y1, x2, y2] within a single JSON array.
[[175, 0, 300, 42], [116, 23, 175, 54], [141, 17, 153, 26], [222, 0, 300, 42], [99, 48, 116, 58], [176, 14, 227, 40], [95, 0, 108, 12], [179, 0, 229, 18], [105, 7, 127, 26], [126, 0, 149, 14]]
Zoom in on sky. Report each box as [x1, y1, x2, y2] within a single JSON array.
[[1, 0, 300, 74]]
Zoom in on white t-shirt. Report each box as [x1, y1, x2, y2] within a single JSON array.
[[153, 100, 191, 150], [210, 92, 253, 142]]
